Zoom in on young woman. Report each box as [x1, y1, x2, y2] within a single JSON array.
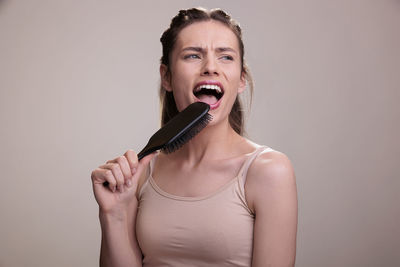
[[91, 7, 298, 267]]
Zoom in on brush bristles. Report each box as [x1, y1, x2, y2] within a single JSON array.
[[162, 113, 212, 154]]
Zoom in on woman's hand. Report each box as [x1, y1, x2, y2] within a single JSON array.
[[91, 149, 154, 218]]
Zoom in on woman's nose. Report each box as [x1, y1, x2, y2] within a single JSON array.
[[201, 56, 219, 76]]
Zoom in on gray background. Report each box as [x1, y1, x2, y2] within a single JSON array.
[[0, 0, 399, 266]]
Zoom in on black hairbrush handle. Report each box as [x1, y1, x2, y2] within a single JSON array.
[[137, 145, 159, 161]]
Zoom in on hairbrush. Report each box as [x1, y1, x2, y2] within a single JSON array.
[[137, 102, 212, 160], [103, 102, 211, 188]]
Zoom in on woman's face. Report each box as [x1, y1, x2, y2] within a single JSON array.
[[161, 20, 246, 126]]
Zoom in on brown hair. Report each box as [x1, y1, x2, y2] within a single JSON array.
[[159, 7, 254, 135]]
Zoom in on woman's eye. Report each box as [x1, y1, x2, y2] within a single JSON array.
[[184, 54, 200, 59], [221, 55, 234, 61]]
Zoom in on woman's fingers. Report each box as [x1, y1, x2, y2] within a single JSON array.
[[114, 156, 134, 187], [100, 162, 126, 193], [106, 155, 136, 188], [91, 168, 117, 192], [92, 150, 151, 194], [124, 149, 139, 174]]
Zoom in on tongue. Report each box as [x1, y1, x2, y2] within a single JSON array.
[[197, 94, 218, 105]]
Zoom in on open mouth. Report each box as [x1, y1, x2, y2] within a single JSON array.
[[193, 84, 224, 105]]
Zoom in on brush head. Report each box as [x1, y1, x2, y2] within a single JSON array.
[[163, 110, 212, 154], [138, 102, 212, 159]]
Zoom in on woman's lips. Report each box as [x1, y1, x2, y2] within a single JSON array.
[[193, 80, 224, 110]]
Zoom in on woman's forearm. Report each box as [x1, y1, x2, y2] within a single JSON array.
[[99, 208, 142, 267]]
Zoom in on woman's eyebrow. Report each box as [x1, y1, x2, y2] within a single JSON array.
[[181, 46, 204, 53], [181, 46, 237, 54], [216, 47, 237, 54]]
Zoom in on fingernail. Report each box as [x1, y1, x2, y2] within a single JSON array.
[[119, 185, 124, 193], [126, 179, 132, 187], [131, 168, 137, 175], [112, 186, 116, 193]]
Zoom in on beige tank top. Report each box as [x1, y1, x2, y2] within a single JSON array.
[[136, 146, 271, 267]]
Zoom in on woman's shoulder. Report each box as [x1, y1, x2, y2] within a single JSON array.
[[256, 145, 292, 169], [244, 142, 296, 210], [238, 138, 294, 181], [248, 144, 295, 185]]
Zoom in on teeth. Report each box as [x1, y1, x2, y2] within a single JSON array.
[[195, 84, 222, 93]]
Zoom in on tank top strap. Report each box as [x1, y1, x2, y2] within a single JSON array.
[[149, 152, 157, 175], [138, 152, 158, 198], [237, 146, 273, 189]]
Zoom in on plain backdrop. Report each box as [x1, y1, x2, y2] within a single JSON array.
[[0, 0, 399, 266]]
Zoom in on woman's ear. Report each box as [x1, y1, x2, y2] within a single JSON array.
[[160, 64, 172, 92], [238, 71, 246, 93]]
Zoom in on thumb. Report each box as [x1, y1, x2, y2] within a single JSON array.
[[140, 152, 157, 166], [132, 152, 156, 179]]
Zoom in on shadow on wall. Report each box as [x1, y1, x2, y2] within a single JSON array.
[[0, 0, 9, 10]]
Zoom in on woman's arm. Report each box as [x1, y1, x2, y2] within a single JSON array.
[[91, 150, 154, 267], [246, 151, 298, 267], [99, 205, 142, 267]]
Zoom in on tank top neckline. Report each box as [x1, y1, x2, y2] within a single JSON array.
[[147, 146, 269, 202]]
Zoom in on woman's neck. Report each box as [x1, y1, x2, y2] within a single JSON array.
[[167, 119, 246, 165]]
